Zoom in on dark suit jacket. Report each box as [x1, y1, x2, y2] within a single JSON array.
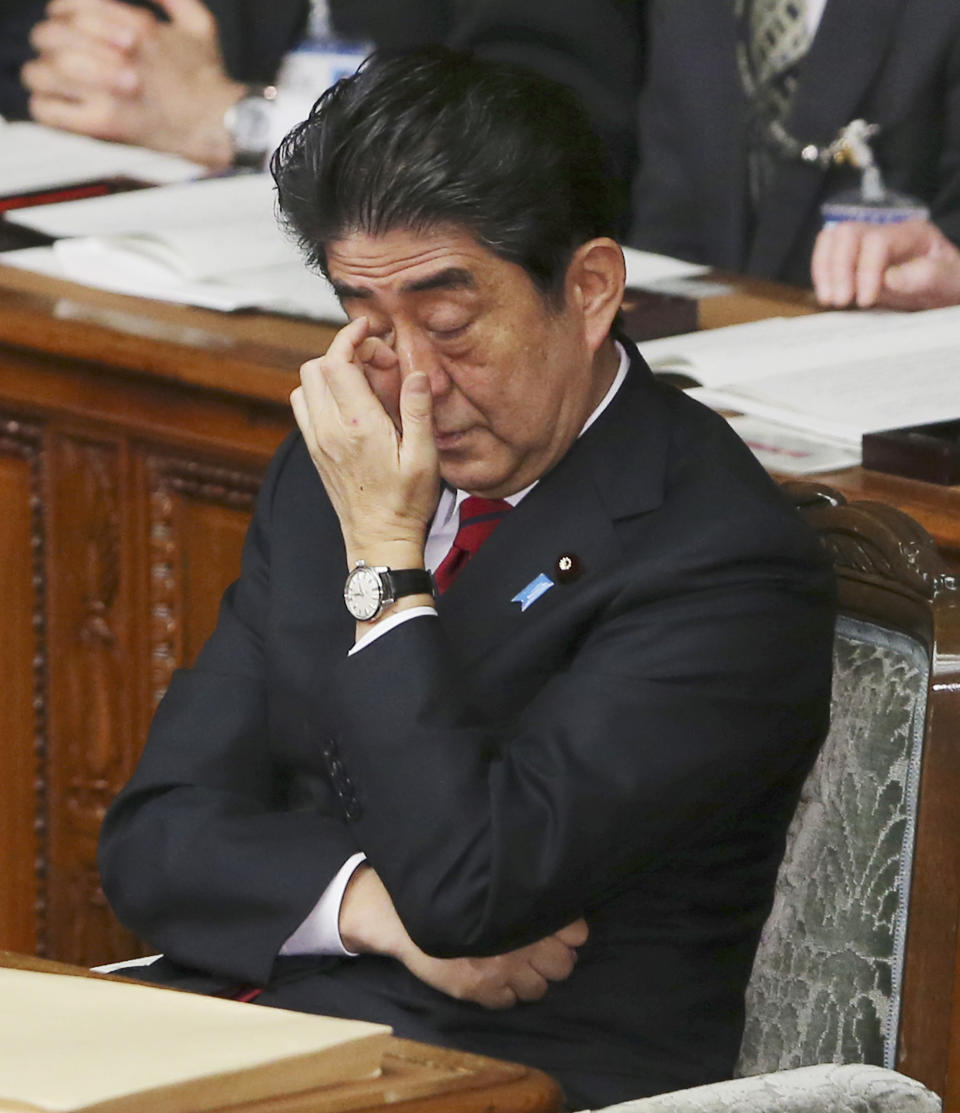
[[630, 0, 960, 284], [99, 344, 834, 1110]]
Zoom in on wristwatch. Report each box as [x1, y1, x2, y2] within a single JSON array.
[[223, 84, 279, 167], [343, 561, 434, 622]]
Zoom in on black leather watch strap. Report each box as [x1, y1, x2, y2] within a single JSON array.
[[381, 568, 434, 603]]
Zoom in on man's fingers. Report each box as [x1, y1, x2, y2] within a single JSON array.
[[555, 918, 589, 947], [811, 222, 861, 307], [879, 257, 949, 310], [290, 385, 315, 451], [524, 936, 578, 982], [27, 88, 123, 139], [505, 964, 549, 1003], [853, 228, 897, 308], [297, 358, 338, 436], [325, 315, 371, 366], [45, 0, 156, 49], [23, 44, 137, 96], [478, 984, 518, 1009], [357, 335, 398, 372], [809, 224, 835, 304]]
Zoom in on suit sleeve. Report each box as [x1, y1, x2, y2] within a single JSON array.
[[98, 435, 362, 986], [330, 532, 834, 959]]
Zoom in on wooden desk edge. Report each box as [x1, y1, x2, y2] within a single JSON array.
[[0, 951, 564, 1113]]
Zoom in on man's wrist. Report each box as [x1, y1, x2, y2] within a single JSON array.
[[338, 865, 406, 958], [175, 77, 247, 169]]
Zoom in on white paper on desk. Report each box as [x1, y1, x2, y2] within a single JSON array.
[[693, 340, 960, 445], [0, 121, 204, 195], [2, 244, 347, 321], [726, 415, 862, 474], [3, 173, 348, 321], [621, 246, 711, 288], [7, 172, 281, 240], [639, 308, 911, 388]]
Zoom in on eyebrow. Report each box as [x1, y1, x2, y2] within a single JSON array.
[[331, 267, 477, 301]]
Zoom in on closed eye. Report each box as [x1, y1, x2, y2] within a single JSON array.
[[430, 321, 472, 340]]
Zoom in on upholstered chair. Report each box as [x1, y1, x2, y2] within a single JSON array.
[[581, 485, 960, 1113]]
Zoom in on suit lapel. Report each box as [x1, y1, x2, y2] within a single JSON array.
[[436, 345, 669, 670], [748, 0, 905, 276]]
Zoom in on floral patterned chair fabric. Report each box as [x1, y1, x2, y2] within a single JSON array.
[[581, 484, 960, 1113]]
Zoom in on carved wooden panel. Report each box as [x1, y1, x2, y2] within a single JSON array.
[[42, 433, 137, 965], [145, 455, 261, 707], [0, 417, 45, 955]]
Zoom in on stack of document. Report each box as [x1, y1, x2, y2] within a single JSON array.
[[3, 172, 346, 321], [640, 307, 960, 474]]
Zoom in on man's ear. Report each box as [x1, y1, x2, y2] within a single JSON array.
[[566, 238, 626, 353]]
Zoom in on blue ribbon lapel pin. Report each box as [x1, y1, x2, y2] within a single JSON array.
[[511, 573, 555, 612]]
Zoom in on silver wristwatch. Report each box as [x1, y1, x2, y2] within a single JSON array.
[[223, 84, 278, 167], [343, 561, 434, 622]]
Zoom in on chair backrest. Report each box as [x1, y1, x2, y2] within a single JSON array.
[[736, 483, 960, 1103]]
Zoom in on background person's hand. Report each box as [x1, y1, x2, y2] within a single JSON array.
[[23, 0, 244, 167], [812, 219, 960, 310], [339, 865, 589, 1008]]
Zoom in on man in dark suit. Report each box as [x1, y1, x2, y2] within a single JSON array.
[[98, 50, 835, 1110], [630, 0, 960, 298], [454, 0, 960, 307]]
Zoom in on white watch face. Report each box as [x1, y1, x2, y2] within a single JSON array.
[[344, 565, 383, 621]]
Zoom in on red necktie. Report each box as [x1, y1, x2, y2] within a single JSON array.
[[434, 496, 511, 594]]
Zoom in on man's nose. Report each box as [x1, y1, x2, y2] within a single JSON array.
[[396, 330, 451, 397]]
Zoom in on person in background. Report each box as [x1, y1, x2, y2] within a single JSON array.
[[6, 0, 452, 167], [457, 0, 960, 310], [629, 0, 960, 307], [5, 0, 639, 186]]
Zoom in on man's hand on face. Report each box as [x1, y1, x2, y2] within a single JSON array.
[[23, 0, 243, 168], [812, 218, 960, 310], [292, 316, 441, 574], [339, 866, 589, 1009]]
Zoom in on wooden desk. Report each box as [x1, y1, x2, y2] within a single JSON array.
[[1, 259, 957, 969], [0, 951, 562, 1113]]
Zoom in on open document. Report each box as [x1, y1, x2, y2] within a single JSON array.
[[1, 121, 205, 196], [638, 306, 960, 471], [3, 172, 346, 321]]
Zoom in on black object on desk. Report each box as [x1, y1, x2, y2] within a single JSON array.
[[863, 420, 960, 486]]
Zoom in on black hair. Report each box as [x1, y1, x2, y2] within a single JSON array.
[[270, 47, 624, 304]]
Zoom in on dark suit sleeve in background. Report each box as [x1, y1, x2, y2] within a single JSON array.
[[0, 0, 43, 118]]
